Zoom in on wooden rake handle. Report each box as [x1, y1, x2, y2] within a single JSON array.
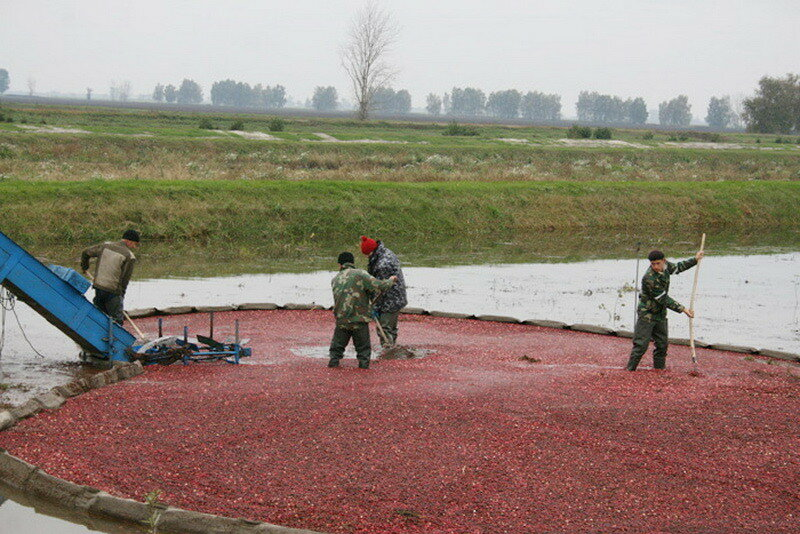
[[689, 233, 706, 364]]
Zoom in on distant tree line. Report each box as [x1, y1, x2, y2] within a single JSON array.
[[27, 65, 794, 133], [577, 92, 648, 125], [209, 80, 286, 109], [152, 79, 203, 104], [426, 87, 562, 121], [371, 87, 412, 114]]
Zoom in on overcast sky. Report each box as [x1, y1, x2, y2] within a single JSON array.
[[2, 0, 799, 116]]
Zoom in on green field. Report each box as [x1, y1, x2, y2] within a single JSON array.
[[0, 102, 798, 275], [2, 102, 800, 183]]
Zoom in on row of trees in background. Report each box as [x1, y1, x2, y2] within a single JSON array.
[[152, 79, 203, 104], [372, 87, 412, 114], [576, 92, 648, 125], [208, 80, 286, 109], [422, 88, 562, 121], [3, 64, 798, 133]]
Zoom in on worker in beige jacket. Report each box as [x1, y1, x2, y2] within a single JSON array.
[[81, 230, 140, 324]]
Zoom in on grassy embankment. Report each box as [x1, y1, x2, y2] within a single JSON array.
[[0, 103, 798, 275], [1, 102, 800, 183], [2, 180, 798, 276]]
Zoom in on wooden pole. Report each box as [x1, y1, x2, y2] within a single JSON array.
[[689, 233, 706, 364], [633, 242, 641, 327]]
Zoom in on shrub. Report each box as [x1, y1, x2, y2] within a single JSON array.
[[567, 125, 592, 139], [593, 127, 612, 140], [198, 118, 215, 130], [775, 137, 784, 144], [642, 131, 654, 140], [0, 146, 14, 159], [230, 120, 245, 131], [443, 122, 478, 136], [268, 117, 285, 132]]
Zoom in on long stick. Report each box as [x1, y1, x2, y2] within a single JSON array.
[[689, 233, 706, 364], [633, 242, 641, 327], [371, 289, 393, 347], [374, 316, 391, 347], [85, 272, 146, 340]]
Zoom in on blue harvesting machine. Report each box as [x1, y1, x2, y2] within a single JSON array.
[[0, 231, 251, 366]]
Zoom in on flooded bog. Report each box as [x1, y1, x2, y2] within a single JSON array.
[[0, 252, 797, 533], [0, 309, 797, 534]]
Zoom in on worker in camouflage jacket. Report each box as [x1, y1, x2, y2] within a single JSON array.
[[626, 248, 704, 371], [329, 251, 397, 369], [361, 236, 407, 347], [80, 229, 140, 325]]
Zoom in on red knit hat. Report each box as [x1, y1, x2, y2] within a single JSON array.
[[360, 235, 378, 255]]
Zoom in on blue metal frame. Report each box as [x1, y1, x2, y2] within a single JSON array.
[[0, 230, 135, 361]]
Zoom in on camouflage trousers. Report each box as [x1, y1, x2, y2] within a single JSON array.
[[376, 311, 399, 347], [626, 317, 669, 371], [93, 288, 124, 325], [329, 323, 372, 368]]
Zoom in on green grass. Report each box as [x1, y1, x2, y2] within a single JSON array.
[[2, 131, 799, 183], [0, 102, 798, 276], [1, 102, 799, 184], [2, 180, 798, 274]]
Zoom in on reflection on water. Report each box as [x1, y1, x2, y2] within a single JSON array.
[[21, 228, 800, 279], [0, 482, 141, 534], [1, 497, 97, 533]]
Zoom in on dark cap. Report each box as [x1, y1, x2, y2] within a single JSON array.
[[122, 229, 141, 243], [648, 249, 665, 262], [337, 251, 354, 265]]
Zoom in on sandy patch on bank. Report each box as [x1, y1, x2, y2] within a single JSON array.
[[313, 132, 408, 144], [662, 142, 747, 150], [213, 130, 279, 141], [556, 138, 650, 149], [496, 138, 532, 144], [16, 124, 92, 134], [14, 124, 154, 137]]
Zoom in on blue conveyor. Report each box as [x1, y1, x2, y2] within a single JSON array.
[[0, 231, 135, 361]]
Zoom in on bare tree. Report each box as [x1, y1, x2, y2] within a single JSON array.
[[27, 77, 37, 96], [341, 2, 399, 120], [118, 81, 132, 102]]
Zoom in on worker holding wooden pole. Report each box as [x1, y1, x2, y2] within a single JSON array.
[[625, 245, 705, 371]]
